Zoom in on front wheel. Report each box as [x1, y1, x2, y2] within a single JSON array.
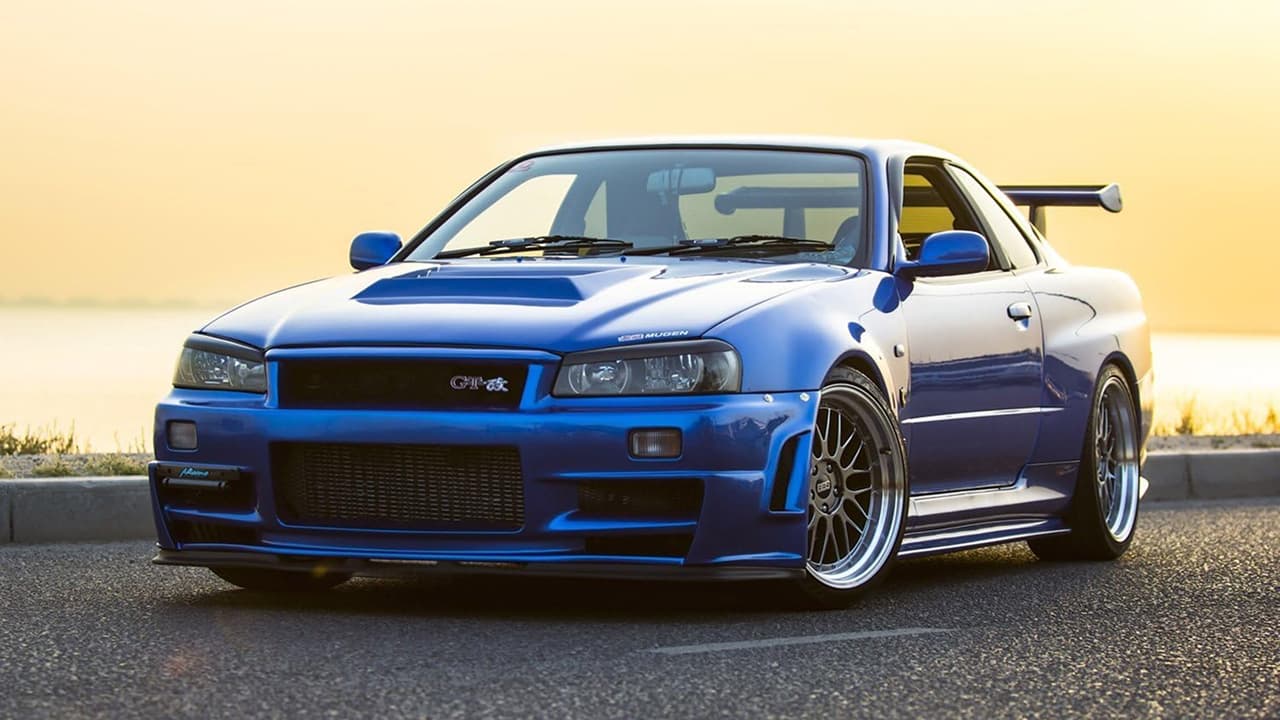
[[211, 566, 351, 592], [790, 368, 909, 608], [1029, 365, 1141, 561]]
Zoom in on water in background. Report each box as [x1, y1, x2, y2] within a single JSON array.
[[1149, 333, 1280, 433], [2, 307, 1278, 450], [0, 307, 219, 451]]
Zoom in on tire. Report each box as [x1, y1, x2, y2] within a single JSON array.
[[210, 566, 352, 592], [788, 367, 910, 609], [1028, 365, 1141, 561]]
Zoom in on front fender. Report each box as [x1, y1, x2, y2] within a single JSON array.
[[708, 271, 908, 411]]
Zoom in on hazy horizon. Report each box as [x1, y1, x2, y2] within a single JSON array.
[[2, 305, 1278, 451], [3, 1, 1280, 334]]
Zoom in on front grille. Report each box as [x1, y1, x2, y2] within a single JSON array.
[[277, 358, 526, 410], [273, 443, 524, 530]]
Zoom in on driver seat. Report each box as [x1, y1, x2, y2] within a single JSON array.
[[832, 215, 861, 257]]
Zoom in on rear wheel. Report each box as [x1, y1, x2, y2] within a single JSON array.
[[790, 368, 909, 608], [210, 566, 351, 592], [1028, 365, 1140, 561]]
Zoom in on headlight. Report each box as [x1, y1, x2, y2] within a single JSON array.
[[553, 340, 741, 396], [173, 336, 267, 393]]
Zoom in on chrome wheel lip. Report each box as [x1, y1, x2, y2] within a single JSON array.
[[805, 384, 905, 590], [1096, 376, 1139, 542]]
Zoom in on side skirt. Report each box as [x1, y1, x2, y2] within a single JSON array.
[[898, 460, 1078, 558], [898, 517, 1068, 558]]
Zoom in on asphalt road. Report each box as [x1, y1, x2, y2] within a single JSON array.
[[2, 499, 1277, 720]]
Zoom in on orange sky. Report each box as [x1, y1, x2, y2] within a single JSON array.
[[2, 0, 1278, 333]]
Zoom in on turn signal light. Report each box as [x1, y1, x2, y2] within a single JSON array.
[[167, 421, 198, 450], [628, 428, 682, 458]]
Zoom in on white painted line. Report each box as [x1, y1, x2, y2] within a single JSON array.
[[647, 627, 951, 655]]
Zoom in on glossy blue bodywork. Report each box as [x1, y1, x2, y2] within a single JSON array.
[[349, 231, 403, 271], [151, 136, 1152, 579], [896, 230, 990, 278]]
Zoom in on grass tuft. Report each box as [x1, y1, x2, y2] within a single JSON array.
[[30, 456, 78, 478], [0, 423, 80, 456], [82, 454, 148, 477], [1174, 398, 1199, 436]]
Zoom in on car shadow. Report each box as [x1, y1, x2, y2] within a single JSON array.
[[170, 542, 1082, 622]]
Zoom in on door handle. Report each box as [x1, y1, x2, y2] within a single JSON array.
[[1007, 302, 1034, 321]]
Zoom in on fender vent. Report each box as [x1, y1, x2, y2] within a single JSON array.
[[769, 435, 803, 511]]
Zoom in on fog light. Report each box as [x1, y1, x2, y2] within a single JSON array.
[[629, 428, 682, 458], [167, 421, 198, 450]]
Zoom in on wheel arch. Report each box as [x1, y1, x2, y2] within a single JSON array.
[[828, 351, 893, 406], [1102, 351, 1141, 418]]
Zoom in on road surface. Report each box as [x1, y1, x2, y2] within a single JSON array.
[[1, 498, 1277, 719]]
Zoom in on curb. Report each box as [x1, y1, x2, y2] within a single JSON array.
[[1, 477, 153, 544], [1, 450, 1278, 545], [1142, 449, 1280, 502]]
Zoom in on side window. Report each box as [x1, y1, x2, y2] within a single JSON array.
[[949, 166, 1040, 269], [900, 164, 988, 267]]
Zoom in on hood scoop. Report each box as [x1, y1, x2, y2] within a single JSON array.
[[353, 263, 655, 305]]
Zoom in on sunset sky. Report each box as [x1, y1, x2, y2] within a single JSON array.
[[2, 0, 1279, 333]]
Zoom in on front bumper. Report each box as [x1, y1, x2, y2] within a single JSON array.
[[150, 364, 818, 576]]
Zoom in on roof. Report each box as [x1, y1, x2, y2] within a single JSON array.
[[528, 135, 959, 165]]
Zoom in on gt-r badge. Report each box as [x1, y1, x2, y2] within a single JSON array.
[[450, 375, 509, 392], [617, 329, 690, 343]]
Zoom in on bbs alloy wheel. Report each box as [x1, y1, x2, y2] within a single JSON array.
[[794, 368, 908, 607]]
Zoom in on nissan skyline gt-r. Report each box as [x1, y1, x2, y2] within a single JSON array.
[[150, 136, 1152, 607]]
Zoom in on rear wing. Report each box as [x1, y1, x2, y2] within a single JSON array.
[[999, 184, 1123, 234]]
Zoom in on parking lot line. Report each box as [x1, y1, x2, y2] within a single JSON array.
[[647, 627, 952, 655]]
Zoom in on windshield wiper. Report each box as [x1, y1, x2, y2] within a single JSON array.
[[624, 234, 834, 256], [436, 235, 633, 259]]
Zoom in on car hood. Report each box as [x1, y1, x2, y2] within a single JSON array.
[[201, 257, 855, 353]]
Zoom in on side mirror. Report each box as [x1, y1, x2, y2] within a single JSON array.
[[896, 230, 989, 278], [349, 231, 402, 270]]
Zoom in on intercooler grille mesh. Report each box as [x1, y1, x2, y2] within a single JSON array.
[[273, 443, 524, 530]]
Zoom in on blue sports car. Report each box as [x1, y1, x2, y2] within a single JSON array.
[[150, 136, 1151, 607]]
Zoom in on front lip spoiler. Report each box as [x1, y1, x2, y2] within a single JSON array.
[[153, 548, 803, 582]]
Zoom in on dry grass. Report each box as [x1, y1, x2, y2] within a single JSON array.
[[1152, 399, 1280, 437], [81, 454, 148, 476], [0, 423, 80, 455], [29, 456, 77, 477]]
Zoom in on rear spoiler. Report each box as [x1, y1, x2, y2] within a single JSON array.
[[999, 184, 1122, 234]]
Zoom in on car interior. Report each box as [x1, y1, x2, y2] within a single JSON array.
[[900, 164, 996, 270]]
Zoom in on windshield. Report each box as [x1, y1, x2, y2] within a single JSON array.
[[405, 148, 868, 265]]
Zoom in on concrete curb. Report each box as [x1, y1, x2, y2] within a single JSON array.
[[1, 449, 1278, 544], [1, 477, 153, 544], [1143, 449, 1280, 502]]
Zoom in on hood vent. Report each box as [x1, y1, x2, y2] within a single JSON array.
[[354, 263, 654, 305]]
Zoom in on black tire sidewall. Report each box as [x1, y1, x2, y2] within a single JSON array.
[[1072, 365, 1139, 558]]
